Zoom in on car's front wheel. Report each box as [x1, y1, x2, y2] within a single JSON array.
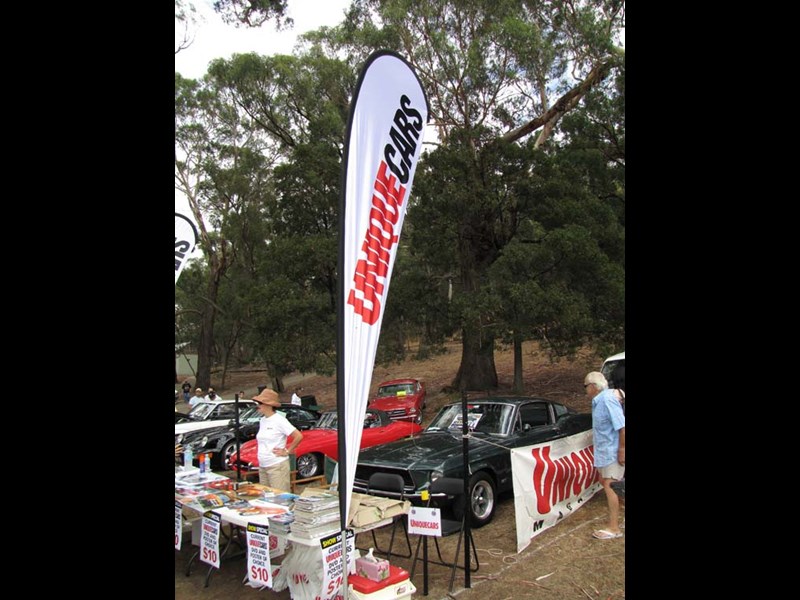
[[453, 471, 496, 528], [220, 440, 238, 470], [295, 452, 323, 479]]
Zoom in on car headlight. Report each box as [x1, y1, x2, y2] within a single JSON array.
[[199, 435, 209, 448], [431, 470, 444, 482], [409, 408, 417, 414], [176, 434, 184, 444]]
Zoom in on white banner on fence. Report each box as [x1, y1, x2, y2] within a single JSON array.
[[511, 430, 602, 553]]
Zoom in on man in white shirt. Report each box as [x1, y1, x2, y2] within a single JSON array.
[[290, 387, 303, 406]]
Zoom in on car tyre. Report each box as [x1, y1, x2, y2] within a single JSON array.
[[296, 452, 323, 479], [453, 471, 496, 528], [220, 439, 238, 470]]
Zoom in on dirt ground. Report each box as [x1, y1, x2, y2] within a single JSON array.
[[176, 340, 625, 599]]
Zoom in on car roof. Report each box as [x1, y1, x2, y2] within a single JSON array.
[[378, 378, 419, 385], [446, 396, 557, 407], [602, 351, 625, 364], [197, 399, 255, 405]]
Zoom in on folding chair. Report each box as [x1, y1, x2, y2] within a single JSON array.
[[410, 477, 479, 592], [364, 472, 413, 561]]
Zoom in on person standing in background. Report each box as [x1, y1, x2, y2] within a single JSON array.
[[181, 381, 192, 403], [584, 371, 625, 540], [290, 387, 303, 406], [252, 388, 303, 491], [190, 388, 204, 408], [204, 387, 221, 402]]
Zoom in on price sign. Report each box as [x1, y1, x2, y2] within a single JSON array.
[[175, 501, 183, 549], [319, 530, 355, 600], [246, 523, 272, 589], [200, 511, 221, 568]]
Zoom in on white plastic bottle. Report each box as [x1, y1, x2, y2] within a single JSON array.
[[204, 453, 211, 474], [184, 446, 193, 470]]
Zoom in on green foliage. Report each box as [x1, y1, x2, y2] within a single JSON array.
[[175, 0, 626, 388]]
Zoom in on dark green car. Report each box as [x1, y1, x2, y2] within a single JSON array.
[[352, 397, 591, 527]]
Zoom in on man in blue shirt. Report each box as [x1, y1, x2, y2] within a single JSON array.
[[585, 371, 626, 540]]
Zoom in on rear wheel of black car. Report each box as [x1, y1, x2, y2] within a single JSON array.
[[296, 452, 323, 479], [453, 471, 496, 528]]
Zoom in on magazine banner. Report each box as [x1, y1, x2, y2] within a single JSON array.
[[337, 49, 429, 530], [175, 501, 183, 549], [200, 511, 221, 568], [319, 530, 356, 600], [175, 211, 198, 284], [245, 522, 272, 589], [511, 430, 603, 553]]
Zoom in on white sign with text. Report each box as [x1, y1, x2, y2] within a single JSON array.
[[200, 511, 221, 568], [407, 506, 442, 536], [320, 530, 356, 600], [246, 523, 272, 588]]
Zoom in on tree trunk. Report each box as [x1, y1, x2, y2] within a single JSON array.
[[195, 253, 226, 390], [454, 326, 497, 392], [513, 332, 524, 394]]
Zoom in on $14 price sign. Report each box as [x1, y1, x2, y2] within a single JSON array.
[[246, 522, 272, 588], [200, 511, 221, 568], [320, 529, 355, 600]]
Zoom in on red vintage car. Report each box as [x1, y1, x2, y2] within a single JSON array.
[[227, 408, 422, 479], [367, 378, 427, 424]]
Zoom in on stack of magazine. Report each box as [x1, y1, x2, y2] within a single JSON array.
[[268, 510, 295, 536], [291, 490, 341, 539]]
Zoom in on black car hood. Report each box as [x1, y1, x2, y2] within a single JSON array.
[[356, 431, 514, 470]]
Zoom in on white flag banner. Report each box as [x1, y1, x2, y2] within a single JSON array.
[[511, 430, 603, 553], [339, 50, 428, 523], [175, 211, 198, 284]]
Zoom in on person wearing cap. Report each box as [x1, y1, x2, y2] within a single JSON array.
[[252, 388, 303, 491], [189, 387, 204, 408]]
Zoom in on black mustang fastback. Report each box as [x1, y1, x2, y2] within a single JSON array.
[[352, 396, 591, 527]]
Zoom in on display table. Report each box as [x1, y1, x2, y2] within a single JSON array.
[[175, 471, 402, 598]]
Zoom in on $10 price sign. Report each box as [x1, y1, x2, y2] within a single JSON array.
[[175, 501, 183, 549], [246, 522, 272, 588], [200, 511, 221, 568]]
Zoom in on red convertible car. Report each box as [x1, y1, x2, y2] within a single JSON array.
[[227, 408, 422, 479], [368, 378, 427, 424]]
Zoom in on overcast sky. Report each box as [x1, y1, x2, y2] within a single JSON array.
[[175, 0, 351, 230], [175, 0, 351, 81]]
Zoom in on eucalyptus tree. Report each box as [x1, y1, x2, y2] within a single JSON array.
[[203, 51, 356, 387], [175, 72, 282, 390], [328, 0, 625, 390]]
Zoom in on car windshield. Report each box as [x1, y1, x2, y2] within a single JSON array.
[[188, 403, 214, 419], [314, 411, 380, 430], [316, 413, 338, 429], [426, 403, 514, 435], [377, 383, 414, 396]]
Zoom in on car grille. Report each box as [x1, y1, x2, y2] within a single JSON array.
[[385, 409, 407, 418], [353, 465, 418, 496]]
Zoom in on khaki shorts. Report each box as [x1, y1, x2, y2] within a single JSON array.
[[598, 462, 625, 481]]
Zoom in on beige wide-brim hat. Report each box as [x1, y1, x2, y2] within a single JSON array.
[[252, 388, 281, 407]]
